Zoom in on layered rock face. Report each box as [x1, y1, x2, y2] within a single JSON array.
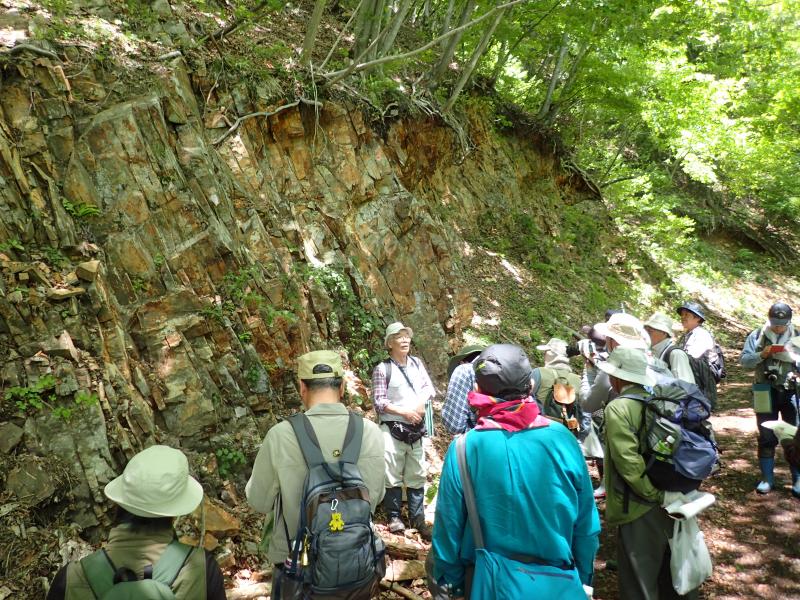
[[0, 54, 592, 527]]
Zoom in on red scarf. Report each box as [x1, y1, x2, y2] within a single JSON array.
[[468, 391, 550, 432]]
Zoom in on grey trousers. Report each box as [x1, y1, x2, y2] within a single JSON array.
[[618, 507, 699, 600]]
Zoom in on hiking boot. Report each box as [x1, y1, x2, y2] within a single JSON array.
[[388, 516, 406, 533], [756, 457, 775, 494], [413, 519, 432, 542]]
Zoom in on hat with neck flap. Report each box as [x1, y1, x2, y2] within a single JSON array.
[[473, 344, 533, 400]]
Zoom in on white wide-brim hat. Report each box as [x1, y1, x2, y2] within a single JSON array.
[[104, 445, 204, 518], [594, 313, 648, 349], [597, 347, 656, 388]]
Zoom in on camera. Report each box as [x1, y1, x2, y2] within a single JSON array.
[[764, 366, 782, 384]]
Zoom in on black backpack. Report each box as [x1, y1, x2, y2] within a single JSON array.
[[279, 412, 385, 599], [661, 344, 719, 411]]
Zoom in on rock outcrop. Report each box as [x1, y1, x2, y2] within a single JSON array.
[[0, 49, 595, 529]]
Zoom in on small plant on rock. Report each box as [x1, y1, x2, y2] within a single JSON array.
[[216, 446, 246, 479]]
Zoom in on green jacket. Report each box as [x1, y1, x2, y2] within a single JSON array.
[[603, 383, 665, 527]]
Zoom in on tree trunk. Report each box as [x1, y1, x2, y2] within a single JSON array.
[[300, 0, 327, 65], [380, 0, 415, 55], [429, 0, 476, 85], [541, 39, 590, 126], [438, 0, 456, 48], [536, 32, 569, 120], [443, 7, 507, 112], [366, 0, 387, 61]]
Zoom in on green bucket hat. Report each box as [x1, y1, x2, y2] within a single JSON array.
[[447, 344, 487, 379], [104, 445, 204, 518]]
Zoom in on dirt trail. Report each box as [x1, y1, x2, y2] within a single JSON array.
[[592, 352, 800, 600]]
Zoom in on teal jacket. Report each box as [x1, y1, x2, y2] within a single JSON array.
[[432, 423, 600, 590]]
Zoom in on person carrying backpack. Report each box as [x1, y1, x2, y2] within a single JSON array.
[[599, 346, 705, 600], [431, 344, 599, 599], [372, 322, 435, 539], [246, 350, 386, 599], [533, 337, 585, 437], [740, 302, 800, 496], [46, 445, 225, 600], [676, 302, 726, 387]]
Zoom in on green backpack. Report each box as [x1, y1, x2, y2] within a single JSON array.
[[80, 539, 194, 599]]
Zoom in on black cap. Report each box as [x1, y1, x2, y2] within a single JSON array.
[[473, 344, 532, 400], [605, 309, 623, 322], [676, 301, 705, 322], [768, 302, 792, 326]]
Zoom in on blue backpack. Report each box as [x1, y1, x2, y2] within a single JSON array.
[[623, 380, 718, 493]]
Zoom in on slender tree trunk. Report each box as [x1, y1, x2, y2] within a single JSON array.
[[355, 0, 379, 56], [438, 0, 456, 49], [542, 39, 590, 125], [443, 7, 507, 113], [380, 0, 415, 55], [430, 0, 476, 85], [366, 0, 387, 61], [490, 0, 561, 84], [537, 32, 569, 120], [300, 0, 327, 65]]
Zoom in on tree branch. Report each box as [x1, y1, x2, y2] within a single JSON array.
[[321, 0, 530, 85], [5, 44, 60, 61], [212, 98, 322, 146]]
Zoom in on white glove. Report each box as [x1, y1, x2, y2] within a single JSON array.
[[662, 491, 685, 508]]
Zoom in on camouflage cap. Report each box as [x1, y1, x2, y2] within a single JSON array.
[[298, 350, 344, 380]]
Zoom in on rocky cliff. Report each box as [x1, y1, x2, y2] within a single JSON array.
[[0, 45, 598, 543]]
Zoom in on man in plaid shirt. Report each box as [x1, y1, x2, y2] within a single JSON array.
[[441, 345, 486, 434]]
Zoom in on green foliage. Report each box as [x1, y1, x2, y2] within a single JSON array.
[[304, 265, 384, 383], [131, 276, 147, 293], [153, 254, 165, 268], [237, 331, 253, 343], [52, 390, 99, 422], [216, 445, 246, 479], [4, 375, 57, 414], [62, 199, 101, 219], [42, 246, 69, 269], [0, 239, 24, 253]]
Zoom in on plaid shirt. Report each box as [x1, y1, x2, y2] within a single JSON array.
[[441, 363, 476, 434]]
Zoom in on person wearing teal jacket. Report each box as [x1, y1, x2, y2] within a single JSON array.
[[431, 344, 600, 598]]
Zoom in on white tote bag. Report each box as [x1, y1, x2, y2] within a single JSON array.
[[669, 516, 713, 594]]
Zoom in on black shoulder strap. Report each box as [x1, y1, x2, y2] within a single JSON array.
[[288, 413, 326, 468], [340, 412, 364, 464], [382, 358, 392, 386]]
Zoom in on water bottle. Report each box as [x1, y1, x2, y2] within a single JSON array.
[[653, 435, 675, 460]]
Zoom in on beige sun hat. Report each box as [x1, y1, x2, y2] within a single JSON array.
[[104, 445, 204, 518], [536, 337, 569, 366], [644, 312, 676, 336], [384, 322, 413, 347], [594, 312, 648, 349], [597, 347, 656, 388]]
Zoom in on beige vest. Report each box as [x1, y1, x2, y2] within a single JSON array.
[[64, 524, 207, 600]]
